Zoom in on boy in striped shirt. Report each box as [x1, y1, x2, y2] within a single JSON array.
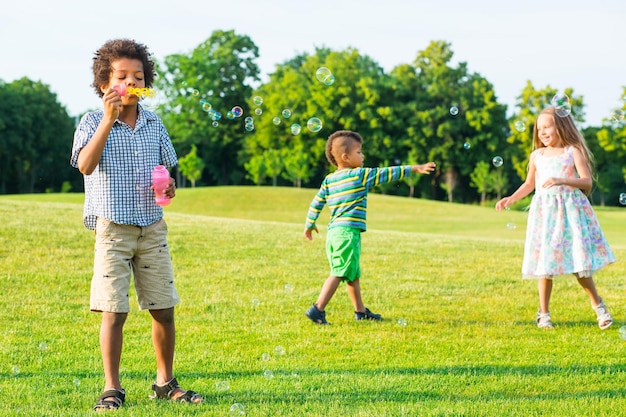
[[304, 130, 436, 324]]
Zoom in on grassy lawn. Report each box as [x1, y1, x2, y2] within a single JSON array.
[[1, 187, 625, 416]]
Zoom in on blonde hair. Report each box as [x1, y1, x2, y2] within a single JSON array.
[[325, 130, 363, 167], [532, 106, 595, 178]]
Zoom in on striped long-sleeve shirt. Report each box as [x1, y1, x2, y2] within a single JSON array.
[[305, 166, 412, 232]]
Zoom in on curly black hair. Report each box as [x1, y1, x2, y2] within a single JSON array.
[[91, 39, 155, 98], [325, 130, 363, 167]]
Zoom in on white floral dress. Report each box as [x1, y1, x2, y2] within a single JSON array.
[[522, 146, 616, 279]]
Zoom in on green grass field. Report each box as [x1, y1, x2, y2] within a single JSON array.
[[1, 186, 625, 416]]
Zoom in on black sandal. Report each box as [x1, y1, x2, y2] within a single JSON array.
[[151, 377, 203, 403], [93, 388, 125, 411]]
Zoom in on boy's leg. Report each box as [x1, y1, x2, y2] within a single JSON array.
[[150, 307, 175, 386], [315, 275, 342, 311], [100, 312, 127, 391], [149, 307, 204, 403], [346, 278, 365, 312], [349, 278, 382, 320]]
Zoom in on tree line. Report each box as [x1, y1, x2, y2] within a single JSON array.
[[1, 30, 625, 206]]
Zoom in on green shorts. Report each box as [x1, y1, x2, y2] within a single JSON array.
[[326, 226, 361, 282]]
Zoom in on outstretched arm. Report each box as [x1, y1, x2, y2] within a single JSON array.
[[412, 162, 436, 174], [495, 153, 536, 211]]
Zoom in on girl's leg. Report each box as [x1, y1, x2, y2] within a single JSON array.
[[346, 278, 365, 313], [538, 278, 553, 314], [576, 274, 612, 329], [315, 275, 341, 311], [575, 275, 602, 306]]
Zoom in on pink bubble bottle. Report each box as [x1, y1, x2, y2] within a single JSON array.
[[151, 165, 171, 207]]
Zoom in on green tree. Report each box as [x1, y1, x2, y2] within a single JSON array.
[[156, 30, 260, 186], [588, 114, 626, 206], [469, 161, 491, 205], [264, 149, 283, 186], [0, 78, 76, 194], [244, 154, 267, 185], [391, 41, 508, 202], [488, 169, 508, 201], [178, 144, 205, 187], [243, 47, 392, 188], [282, 145, 312, 187]]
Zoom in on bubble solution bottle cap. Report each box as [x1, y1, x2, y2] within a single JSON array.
[[112, 83, 127, 96], [151, 165, 171, 207]]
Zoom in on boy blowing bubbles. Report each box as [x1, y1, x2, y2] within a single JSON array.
[[304, 130, 436, 324], [70, 39, 202, 410]]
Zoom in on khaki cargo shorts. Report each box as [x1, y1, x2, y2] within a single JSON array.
[[90, 217, 179, 313]]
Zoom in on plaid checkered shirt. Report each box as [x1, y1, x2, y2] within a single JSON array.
[[70, 105, 178, 230]]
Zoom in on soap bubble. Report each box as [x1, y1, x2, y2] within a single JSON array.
[[208, 109, 222, 121], [290, 124, 301, 135], [506, 222, 517, 230], [463, 142, 471, 150], [11, 365, 20, 376], [552, 93, 571, 117], [215, 380, 230, 391], [263, 370, 274, 380], [274, 345, 286, 355], [397, 318, 407, 327], [251, 298, 261, 307], [619, 326, 626, 340], [38, 342, 48, 351], [619, 193, 626, 205], [272, 117, 281, 125], [316, 67, 335, 85], [226, 111, 236, 120], [261, 353, 271, 361], [514, 120, 526, 132], [253, 96, 263, 106], [212, 121, 219, 128], [307, 117, 322, 132], [492, 156, 503, 167], [282, 109, 292, 119], [449, 106, 459, 116], [191, 89, 200, 96], [230, 403, 245, 415], [232, 106, 244, 117], [323, 74, 335, 86], [202, 102, 212, 112], [284, 283, 294, 293], [73, 377, 81, 387], [254, 108, 262, 116], [611, 109, 624, 124]]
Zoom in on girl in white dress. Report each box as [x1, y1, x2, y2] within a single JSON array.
[[496, 106, 616, 329]]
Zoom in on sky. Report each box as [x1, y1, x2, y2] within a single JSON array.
[[1, 0, 624, 127]]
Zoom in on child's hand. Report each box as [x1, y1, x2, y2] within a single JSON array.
[[164, 178, 176, 199], [304, 226, 318, 241], [495, 197, 511, 212], [103, 88, 123, 119], [542, 177, 564, 189], [149, 177, 176, 199], [414, 162, 436, 174]]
